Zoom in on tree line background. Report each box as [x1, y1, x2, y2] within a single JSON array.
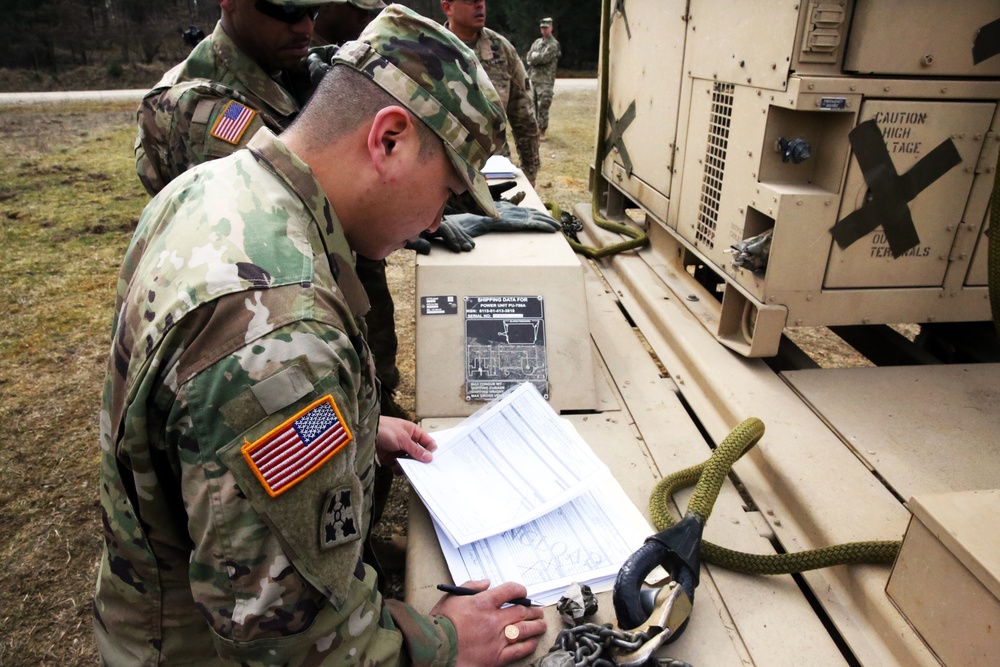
[[0, 0, 600, 88]]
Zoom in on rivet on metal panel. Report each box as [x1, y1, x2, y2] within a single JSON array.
[[773, 519, 782, 527], [686, 295, 698, 302], [883, 86, 890, 92], [862, 318, 871, 324], [796, 200, 802, 206], [766, 509, 774, 516], [806, 295, 813, 301], [920, 54, 934, 67], [747, 151, 753, 157], [808, 83, 815, 90], [824, 201, 830, 206], [815, 100, 821, 107], [747, 78, 752, 84], [771, 63, 776, 70], [928, 317, 936, 322], [739, 59, 744, 67], [768, 296, 775, 303], [945, 225, 953, 232], [941, 87, 948, 94], [795, 319, 803, 326], [850, 84, 856, 91]]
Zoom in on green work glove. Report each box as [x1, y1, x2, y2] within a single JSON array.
[[446, 200, 561, 237], [406, 217, 476, 254]]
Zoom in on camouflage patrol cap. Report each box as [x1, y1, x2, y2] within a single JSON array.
[[332, 4, 507, 217], [540, 17, 553, 27]]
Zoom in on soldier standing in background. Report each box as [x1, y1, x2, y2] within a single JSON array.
[[441, 0, 540, 185], [526, 17, 560, 142], [133, 0, 408, 584], [94, 6, 546, 664]]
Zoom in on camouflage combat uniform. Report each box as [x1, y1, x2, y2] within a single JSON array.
[[456, 25, 540, 183], [134, 17, 404, 415], [94, 5, 507, 664], [526, 34, 561, 134], [95, 127, 457, 665]]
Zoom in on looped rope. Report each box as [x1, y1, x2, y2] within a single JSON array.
[[649, 418, 901, 574]]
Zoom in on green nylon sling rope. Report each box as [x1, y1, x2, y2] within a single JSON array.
[[649, 418, 900, 575], [558, 0, 648, 260]]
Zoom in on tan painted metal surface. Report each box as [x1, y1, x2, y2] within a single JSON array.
[[782, 364, 1000, 500], [887, 490, 1000, 666], [601, 0, 1000, 354]]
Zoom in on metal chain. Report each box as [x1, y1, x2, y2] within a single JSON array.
[[535, 622, 695, 667], [551, 623, 649, 666]]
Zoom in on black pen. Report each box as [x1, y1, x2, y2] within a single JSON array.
[[436, 584, 537, 607]]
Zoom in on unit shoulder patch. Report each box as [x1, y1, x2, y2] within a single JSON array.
[[241, 395, 353, 497], [210, 100, 257, 145]]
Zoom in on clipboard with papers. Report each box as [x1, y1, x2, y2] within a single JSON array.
[[398, 382, 658, 606]]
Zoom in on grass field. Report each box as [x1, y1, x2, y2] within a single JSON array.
[[0, 83, 598, 666]]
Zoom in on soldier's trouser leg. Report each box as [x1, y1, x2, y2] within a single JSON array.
[[355, 255, 406, 590], [536, 85, 555, 134]]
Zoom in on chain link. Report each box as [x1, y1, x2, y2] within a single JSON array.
[[553, 623, 649, 666], [533, 623, 695, 667]]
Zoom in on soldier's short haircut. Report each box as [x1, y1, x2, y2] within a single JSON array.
[[293, 66, 439, 160]]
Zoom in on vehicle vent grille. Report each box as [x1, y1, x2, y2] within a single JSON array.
[[696, 83, 734, 249]]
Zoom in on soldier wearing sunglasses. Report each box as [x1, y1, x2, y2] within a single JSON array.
[[134, 0, 417, 578]]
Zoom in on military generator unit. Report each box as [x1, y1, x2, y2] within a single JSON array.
[[405, 2, 1000, 665]]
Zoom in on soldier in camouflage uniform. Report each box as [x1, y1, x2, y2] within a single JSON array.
[[134, 0, 408, 420], [526, 18, 561, 141], [93, 6, 546, 665], [441, 0, 540, 185], [133, 0, 407, 578]]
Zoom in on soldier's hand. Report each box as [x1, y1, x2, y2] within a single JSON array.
[[286, 47, 336, 105], [375, 417, 436, 470], [432, 579, 547, 667]]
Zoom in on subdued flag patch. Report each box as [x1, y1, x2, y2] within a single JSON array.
[[242, 395, 353, 497], [210, 100, 256, 145], [321, 486, 360, 549]]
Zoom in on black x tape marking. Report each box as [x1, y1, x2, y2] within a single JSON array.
[[831, 119, 962, 258], [603, 100, 637, 176], [973, 17, 1000, 64], [615, 0, 632, 39]]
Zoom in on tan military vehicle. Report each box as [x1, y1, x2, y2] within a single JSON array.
[[407, 2, 1000, 665]]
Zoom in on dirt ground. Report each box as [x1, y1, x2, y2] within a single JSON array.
[[0, 79, 884, 666]]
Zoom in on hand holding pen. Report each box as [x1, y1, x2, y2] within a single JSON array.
[[430, 579, 547, 666]]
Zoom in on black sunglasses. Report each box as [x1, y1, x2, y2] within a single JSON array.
[[254, 0, 321, 24]]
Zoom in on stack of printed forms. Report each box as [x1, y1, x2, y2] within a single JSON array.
[[398, 382, 657, 606]]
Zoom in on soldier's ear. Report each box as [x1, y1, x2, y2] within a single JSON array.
[[367, 106, 417, 174]]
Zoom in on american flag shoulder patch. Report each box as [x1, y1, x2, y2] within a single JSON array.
[[210, 99, 256, 145], [242, 395, 353, 498]]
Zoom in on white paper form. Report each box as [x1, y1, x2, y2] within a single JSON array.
[[399, 382, 609, 546], [434, 474, 655, 606]]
